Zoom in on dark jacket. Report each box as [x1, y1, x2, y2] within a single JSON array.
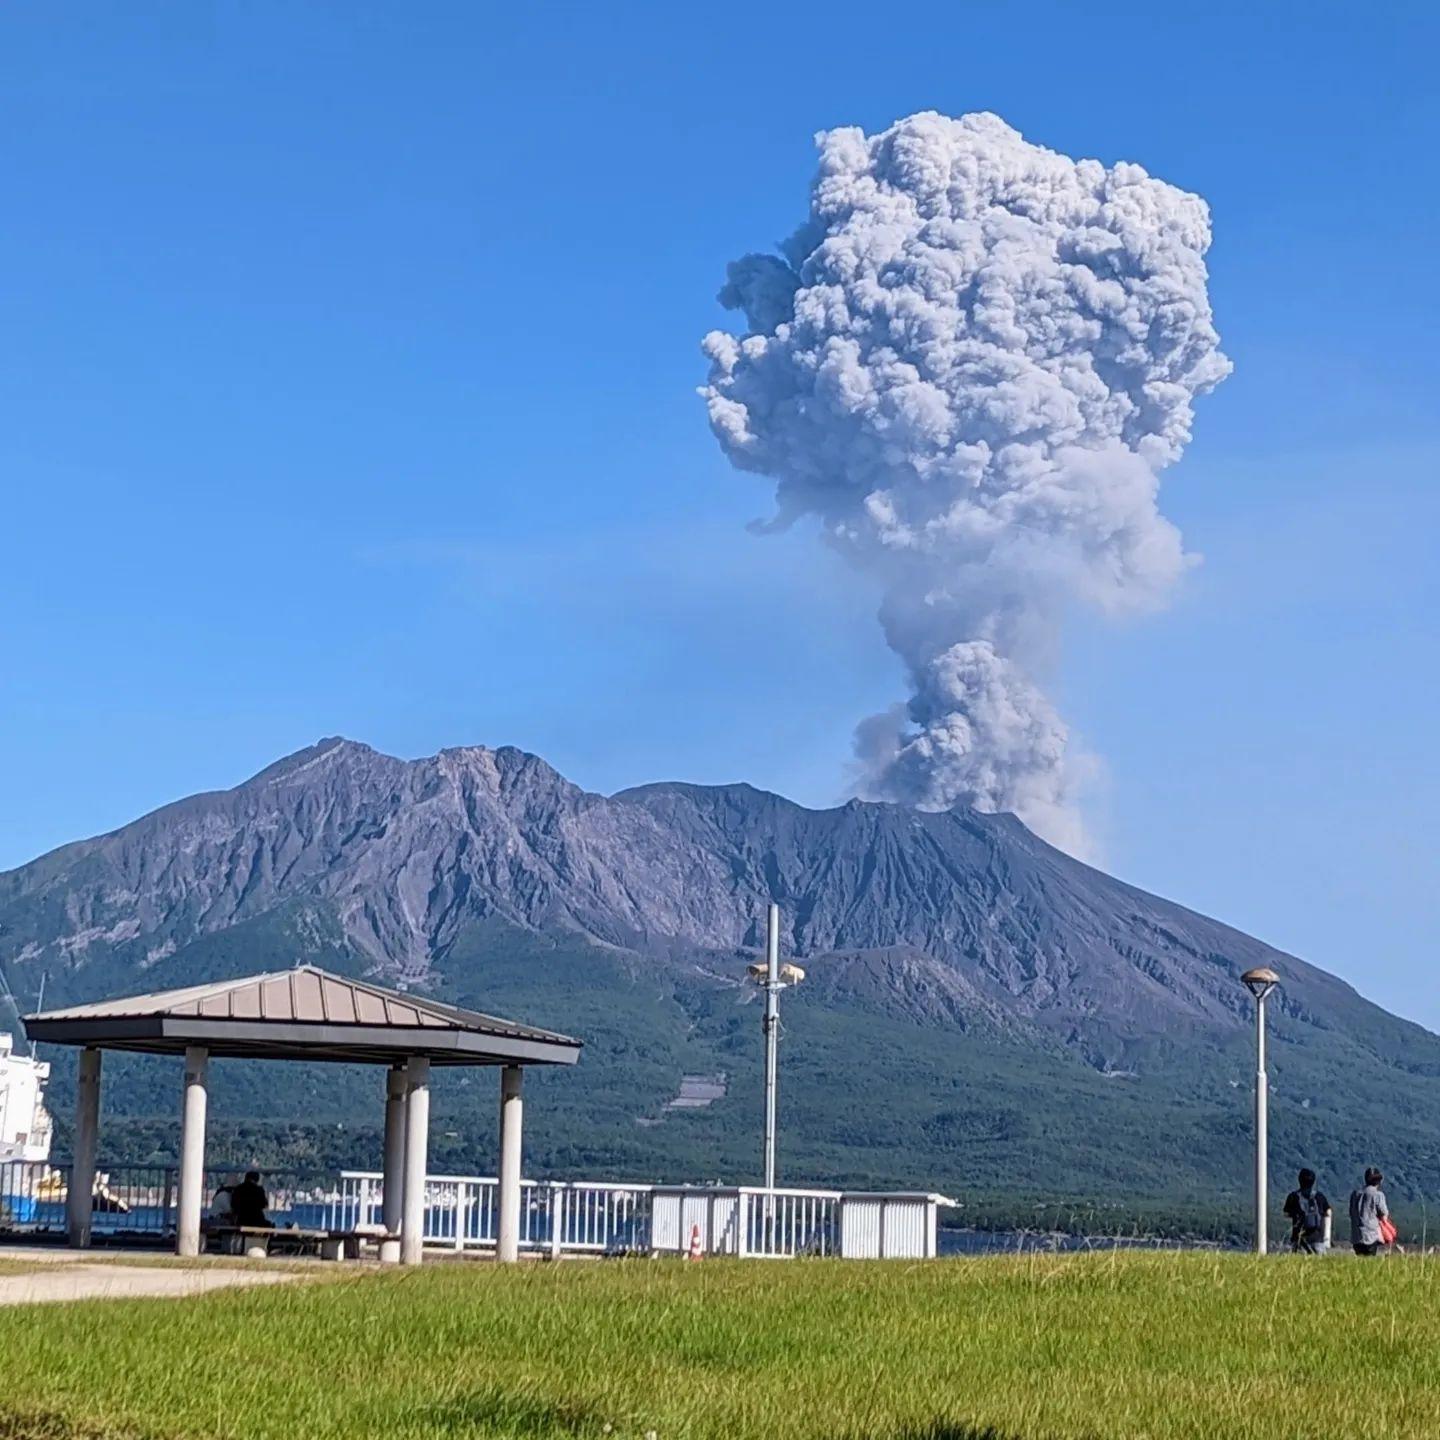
[[230, 1179, 270, 1227], [1283, 1186, 1330, 1246]]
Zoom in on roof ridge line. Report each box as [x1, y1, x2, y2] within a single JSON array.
[[26, 963, 582, 1048], [28, 966, 304, 1020], [310, 965, 450, 1011], [301, 966, 569, 1040]]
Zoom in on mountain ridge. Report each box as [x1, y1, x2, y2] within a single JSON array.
[[3, 736, 1438, 1220], [0, 735, 1418, 1052]]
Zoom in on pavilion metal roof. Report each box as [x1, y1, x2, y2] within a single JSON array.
[[23, 965, 582, 1067]]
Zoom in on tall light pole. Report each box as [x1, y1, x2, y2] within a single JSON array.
[[747, 904, 804, 1190], [761, 904, 782, 1191], [1241, 966, 1280, 1255]]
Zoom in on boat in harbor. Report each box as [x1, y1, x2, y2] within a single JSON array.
[[0, 1031, 55, 1223], [0, 1032, 53, 1165], [0, 1037, 133, 1226]]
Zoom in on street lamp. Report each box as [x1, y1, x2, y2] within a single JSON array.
[[746, 904, 804, 1191], [1241, 966, 1280, 1255]]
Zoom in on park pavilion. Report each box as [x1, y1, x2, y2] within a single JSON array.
[[23, 964, 581, 1263]]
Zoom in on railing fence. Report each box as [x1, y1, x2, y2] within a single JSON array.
[[2, 1159, 949, 1259], [329, 1172, 652, 1255]]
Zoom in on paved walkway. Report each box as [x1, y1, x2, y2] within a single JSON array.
[[0, 1250, 308, 1306]]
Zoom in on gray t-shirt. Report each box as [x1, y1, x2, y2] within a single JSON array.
[[1349, 1185, 1389, 1244]]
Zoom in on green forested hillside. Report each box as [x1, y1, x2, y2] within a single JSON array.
[[19, 909, 1437, 1241]]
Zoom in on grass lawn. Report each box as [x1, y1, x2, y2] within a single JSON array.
[[3, 1252, 1438, 1440]]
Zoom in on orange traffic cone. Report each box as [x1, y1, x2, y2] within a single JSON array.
[[687, 1222, 703, 1261]]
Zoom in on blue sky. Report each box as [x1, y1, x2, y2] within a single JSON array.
[[3, 4, 1437, 1026]]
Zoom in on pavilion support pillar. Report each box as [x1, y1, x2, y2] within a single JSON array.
[[67, 1047, 102, 1249], [176, 1045, 209, 1258], [497, 1065, 523, 1264], [380, 1062, 407, 1264], [400, 1055, 430, 1266]]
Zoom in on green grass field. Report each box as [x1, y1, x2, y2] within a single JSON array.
[[4, 1253, 1438, 1440]]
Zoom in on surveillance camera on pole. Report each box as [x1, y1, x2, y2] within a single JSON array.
[[1240, 967, 1280, 1255], [747, 904, 803, 1192]]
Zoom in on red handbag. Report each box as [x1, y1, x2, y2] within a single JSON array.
[[1379, 1215, 1398, 1246]]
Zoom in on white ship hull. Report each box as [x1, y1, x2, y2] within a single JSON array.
[[0, 1033, 53, 1167]]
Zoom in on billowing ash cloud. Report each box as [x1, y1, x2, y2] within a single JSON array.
[[701, 111, 1230, 855]]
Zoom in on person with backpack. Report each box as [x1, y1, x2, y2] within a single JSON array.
[[1349, 1167, 1392, 1256], [1283, 1168, 1332, 1253]]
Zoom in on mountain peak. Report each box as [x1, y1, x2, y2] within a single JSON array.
[[4, 735, 1435, 1211], [243, 736, 374, 787], [0, 735, 1380, 1060]]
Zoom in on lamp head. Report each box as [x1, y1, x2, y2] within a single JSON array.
[[1241, 966, 1280, 1002], [746, 961, 806, 986]]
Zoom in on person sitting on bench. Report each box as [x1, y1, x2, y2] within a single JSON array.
[[203, 1183, 236, 1232], [230, 1170, 273, 1229]]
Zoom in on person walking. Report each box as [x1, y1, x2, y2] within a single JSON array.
[[1349, 1167, 1390, 1256], [1283, 1168, 1332, 1253]]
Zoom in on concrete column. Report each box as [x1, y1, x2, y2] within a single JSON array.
[[176, 1045, 209, 1258], [380, 1063, 407, 1264], [67, 1047, 102, 1248], [400, 1055, 430, 1265], [497, 1065, 524, 1264]]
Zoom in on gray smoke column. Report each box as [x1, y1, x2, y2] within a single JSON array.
[[701, 111, 1230, 856]]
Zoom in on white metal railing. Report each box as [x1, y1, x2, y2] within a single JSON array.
[[3, 1160, 950, 1260], [332, 1172, 653, 1256], [742, 1186, 840, 1257], [648, 1186, 840, 1258], [648, 1185, 951, 1259]]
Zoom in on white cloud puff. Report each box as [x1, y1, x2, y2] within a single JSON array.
[[702, 111, 1229, 854]]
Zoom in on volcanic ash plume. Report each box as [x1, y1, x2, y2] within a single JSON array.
[[701, 111, 1230, 855]]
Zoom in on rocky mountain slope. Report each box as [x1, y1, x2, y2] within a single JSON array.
[[3, 738, 1437, 1225]]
